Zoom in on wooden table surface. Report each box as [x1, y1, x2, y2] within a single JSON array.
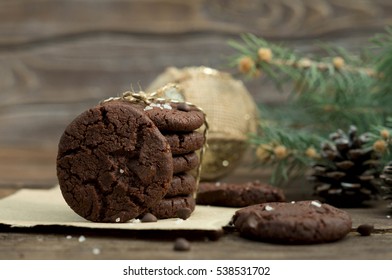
[[1, 0, 392, 260], [1, 148, 392, 260]]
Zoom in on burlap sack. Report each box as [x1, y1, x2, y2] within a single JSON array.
[[148, 66, 258, 180]]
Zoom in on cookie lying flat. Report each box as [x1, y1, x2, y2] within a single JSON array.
[[232, 201, 352, 244], [196, 181, 285, 207], [166, 173, 196, 197], [164, 131, 205, 155], [173, 152, 200, 174], [57, 101, 173, 223], [148, 195, 196, 219], [143, 102, 205, 132]]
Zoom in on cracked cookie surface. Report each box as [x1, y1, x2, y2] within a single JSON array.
[[143, 102, 205, 132], [172, 152, 199, 174], [164, 131, 205, 155], [56, 100, 173, 223], [166, 173, 196, 197], [233, 201, 352, 244], [147, 195, 196, 219]]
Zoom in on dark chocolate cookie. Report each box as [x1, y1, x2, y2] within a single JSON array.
[[166, 173, 197, 197], [57, 100, 173, 223], [196, 181, 285, 207], [143, 102, 205, 132], [165, 131, 205, 155], [173, 152, 200, 174], [233, 201, 352, 244], [148, 195, 196, 219]]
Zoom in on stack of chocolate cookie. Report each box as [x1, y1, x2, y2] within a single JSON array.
[[142, 101, 205, 219], [57, 98, 206, 223]]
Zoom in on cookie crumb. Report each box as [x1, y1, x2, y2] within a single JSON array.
[[143, 105, 153, 111], [311, 201, 322, 208], [175, 218, 184, 224], [141, 213, 158, 223], [131, 218, 141, 224], [264, 205, 274, 211], [66, 235, 72, 240], [176, 207, 192, 220], [173, 238, 191, 251], [78, 235, 86, 243], [357, 224, 374, 236]]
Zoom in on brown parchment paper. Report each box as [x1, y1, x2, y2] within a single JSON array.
[[0, 186, 237, 231]]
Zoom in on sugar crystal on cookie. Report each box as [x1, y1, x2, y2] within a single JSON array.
[[311, 201, 322, 208], [264, 205, 274, 211]]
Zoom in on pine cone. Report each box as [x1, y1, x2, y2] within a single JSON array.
[[380, 162, 392, 209], [310, 125, 380, 207]]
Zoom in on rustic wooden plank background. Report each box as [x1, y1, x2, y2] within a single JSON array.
[[1, 0, 392, 260], [1, 0, 392, 188]]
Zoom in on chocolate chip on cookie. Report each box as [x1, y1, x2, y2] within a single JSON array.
[[196, 181, 285, 207], [57, 100, 173, 223], [232, 201, 352, 244], [141, 213, 158, 223], [176, 207, 192, 220]]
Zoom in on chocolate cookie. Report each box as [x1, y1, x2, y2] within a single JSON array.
[[148, 195, 196, 219], [57, 100, 173, 223], [232, 201, 352, 244], [173, 152, 200, 174], [166, 173, 197, 197], [165, 131, 205, 155], [196, 181, 285, 207], [143, 102, 205, 132]]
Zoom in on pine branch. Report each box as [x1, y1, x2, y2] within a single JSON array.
[[228, 27, 392, 184], [229, 33, 378, 94], [251, 115, 325, 185]]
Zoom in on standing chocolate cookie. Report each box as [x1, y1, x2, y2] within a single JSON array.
[[196, 181, 285, 207], [232, 201, 352, 244], [57, 100, 173, 223]]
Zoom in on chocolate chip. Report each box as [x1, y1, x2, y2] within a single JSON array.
[[357, 224, 374, 236], [177, 103, 191, 112], [141, 213, 158, 223], [176, 207, 192, 220], [173, 238, 191, 251]]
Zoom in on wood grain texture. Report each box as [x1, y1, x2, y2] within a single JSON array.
[[0, 0, 391, 185], [0, 0, 391, 46], [0, 210, 391, 260], [0, 0, 391, 260]]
